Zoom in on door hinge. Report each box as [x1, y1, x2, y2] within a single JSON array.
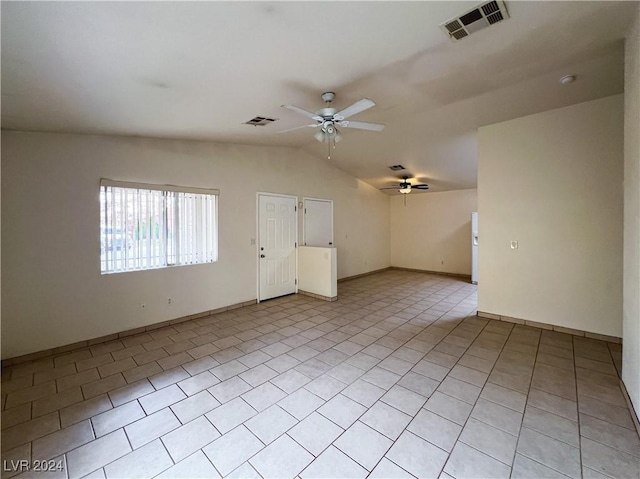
[[295, 279, 297, 285], [304, 208, 307, 214], [295, 242, 297, 248], [295, 206, 297, 212]]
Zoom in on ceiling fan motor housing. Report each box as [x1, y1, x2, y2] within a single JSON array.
[[321, 91, 336, 103], [318, 107, 337, 119]]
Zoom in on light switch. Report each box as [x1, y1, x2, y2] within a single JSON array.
[[510, 240, 518, 249]]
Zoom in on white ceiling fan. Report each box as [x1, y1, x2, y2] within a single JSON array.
[[279, 92, 385, 159]]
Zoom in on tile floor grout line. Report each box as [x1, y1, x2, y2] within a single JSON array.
[[366, 312, 505, 477], [573, 333, 584, 478], [442, 318, 524, 477], [244, 298, 472, 477], [509, 324, 543, 478]]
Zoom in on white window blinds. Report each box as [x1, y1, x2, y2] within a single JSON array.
[[100, 180, 218, 274]]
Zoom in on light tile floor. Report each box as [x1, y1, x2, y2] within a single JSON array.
[[2, 271, 639, 479]]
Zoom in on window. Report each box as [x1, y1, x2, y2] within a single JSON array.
[[100, 179, 218, 274]]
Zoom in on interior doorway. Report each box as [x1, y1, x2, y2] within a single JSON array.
[[257, 193, 298, 301]]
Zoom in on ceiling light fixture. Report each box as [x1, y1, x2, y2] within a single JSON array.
[[280, 92, 384, 160], [314, 122, 343, 159], [380, 175, 429, 206], [560, 74, 576, 85]]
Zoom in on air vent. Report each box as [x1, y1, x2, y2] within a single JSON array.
[[481, 1, 500, 15], [441, 0, 509, 42], [486, 11, 504, 24], [244, 116, 277, 126], [388, 165, 406, 171], [444, 19, 462, 33], [452, 30, 469, 40]]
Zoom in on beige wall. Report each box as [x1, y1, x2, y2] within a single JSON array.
[[390, 189, 477, 276], [623, 5, 640, 418], [478, 95, 624, 337], [1, 131, 390, 359]]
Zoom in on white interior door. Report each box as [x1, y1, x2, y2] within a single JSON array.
[[304, 198, 333, 247], [258, 194, 297, 301]]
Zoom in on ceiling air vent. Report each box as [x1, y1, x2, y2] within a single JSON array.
[[388, 165, 406, 171], [441, 0, 509, 42], [244, 116, 277, 126]]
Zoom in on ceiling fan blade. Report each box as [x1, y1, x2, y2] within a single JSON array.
[[277, 124, 321, 134], [412, 184, 430, 189], [334, 98, 375, 120], [340, 120, 385, 132], [281, 104, 323, 121], [380, 187, 400, 190]]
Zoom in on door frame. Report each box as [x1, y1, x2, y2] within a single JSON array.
[[302, 197, 334, 247], [256, 192, 299, 302]]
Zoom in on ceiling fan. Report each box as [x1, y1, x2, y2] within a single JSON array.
[[279, 92, 385, 159], [381, 176, 430, 194], [381, 175, 429, 205]]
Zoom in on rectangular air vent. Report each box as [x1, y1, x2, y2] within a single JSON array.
[[440, 0, 509, 42], [388, 165, 406, 171], [244, 116, 277, 126]]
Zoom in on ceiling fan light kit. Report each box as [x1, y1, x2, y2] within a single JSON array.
[[380, 175, 429, 194], [314, 127, 342, 144], [280, 92, 385, 159], [381, 175, 429, 204]]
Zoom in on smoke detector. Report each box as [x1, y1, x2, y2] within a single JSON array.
[[441, 0, 510, 42], [560, 75, 576, 85]]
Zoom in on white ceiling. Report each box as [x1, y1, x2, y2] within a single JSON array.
[[1, 1, 635, 193]]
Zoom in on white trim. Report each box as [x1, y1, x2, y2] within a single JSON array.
[[101, 178, 219, 196], [256, 192, 299, 302], [302, 197, 334, 247]]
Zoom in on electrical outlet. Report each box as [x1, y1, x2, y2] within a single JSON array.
[[510, 240, 519, 249], [167, 298, 172, 305]]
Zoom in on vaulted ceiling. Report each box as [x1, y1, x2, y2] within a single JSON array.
[[2, 1, 635, 192]]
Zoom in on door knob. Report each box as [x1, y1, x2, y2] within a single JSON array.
[[260, 254, 265, 258]]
